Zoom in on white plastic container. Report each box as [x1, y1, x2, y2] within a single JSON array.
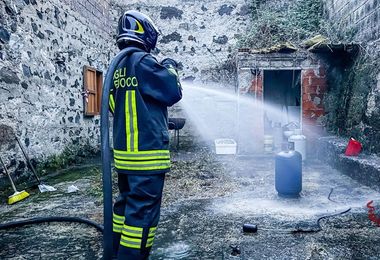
[[273, 122, 283, 149], [215, 139, 237, 154], [288, 129, 306, 161], [264, 135, 274, 153]]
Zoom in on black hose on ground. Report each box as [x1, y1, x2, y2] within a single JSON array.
[[0, 216, 103, 233], [291, 207, 352, 233], [100, 48, 132, 259], [328, 187, 338, 203], [252, 188, 352, 234]]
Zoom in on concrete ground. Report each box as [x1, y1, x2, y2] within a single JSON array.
[[1, 142, 380, 259]]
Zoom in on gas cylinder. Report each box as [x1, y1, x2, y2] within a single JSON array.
[[288, 129, 306, 161], [275, 144, 302, 198]]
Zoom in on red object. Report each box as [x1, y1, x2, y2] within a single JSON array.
[[345, 138, 362, 156], [367, 200, 380, 226]]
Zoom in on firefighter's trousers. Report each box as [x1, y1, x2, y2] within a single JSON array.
[[112, 173, 165, 260]]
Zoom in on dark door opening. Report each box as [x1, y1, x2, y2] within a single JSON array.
[[263, 70, 301, 133]]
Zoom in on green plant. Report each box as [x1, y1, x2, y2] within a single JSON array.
[[239, 0, 325, 48], [37, 141, 100, 175]]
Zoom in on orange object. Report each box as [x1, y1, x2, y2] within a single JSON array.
[[345, 137, 362, 156]]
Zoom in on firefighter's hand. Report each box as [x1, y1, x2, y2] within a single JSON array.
[[161, 58, 179, 70]]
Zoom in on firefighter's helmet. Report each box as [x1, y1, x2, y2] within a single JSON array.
[[117, 10, 159, 52]]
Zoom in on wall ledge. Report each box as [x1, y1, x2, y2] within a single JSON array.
[[317, 136, 380, 191]]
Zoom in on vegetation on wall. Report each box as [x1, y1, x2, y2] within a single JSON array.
[[324, 49, 380, 154], [239, 0, 324, 48], [37, 142, 99, 175]]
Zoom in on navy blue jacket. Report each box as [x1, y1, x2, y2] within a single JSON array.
[[109, 47, 182, 175]]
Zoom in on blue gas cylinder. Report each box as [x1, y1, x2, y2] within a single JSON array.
[[275, 149, 302, 198]]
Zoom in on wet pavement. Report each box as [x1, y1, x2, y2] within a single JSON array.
[[1, 144, 380, 259]]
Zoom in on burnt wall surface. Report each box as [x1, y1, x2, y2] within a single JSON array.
[[0, 0, 113, 184], [323, 0, 380, 154], [111, 0, 251, 84]]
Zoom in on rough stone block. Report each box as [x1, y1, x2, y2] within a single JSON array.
[[213, 35, 228, 45], [218, 4, 234, 16], [160, 32, 182, 44], [317, 136, 380, 191], [0, 67, 20, 84], [160, 6, 183, 19], [0, 26, 10, 43]]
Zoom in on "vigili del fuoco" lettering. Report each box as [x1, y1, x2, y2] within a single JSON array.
[[113, 67, 138, 88]]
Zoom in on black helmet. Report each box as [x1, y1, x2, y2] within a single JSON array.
[[117, 10, 159, 52]]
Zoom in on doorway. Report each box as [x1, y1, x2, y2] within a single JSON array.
[[263, 70, 301, 133]]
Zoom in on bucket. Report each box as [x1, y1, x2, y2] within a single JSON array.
[[345, 138, 362, 156], [264, 135, 274, 153], [273, 122, 283, 150], [288, 129, 306, 161]]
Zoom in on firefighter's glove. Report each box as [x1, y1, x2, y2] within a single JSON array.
[[161, 58, 179, 71]]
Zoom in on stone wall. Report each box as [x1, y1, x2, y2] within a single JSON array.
[[324, 0, 380, 41], [0, 0, 251, 185], [323, 0, 380, 154], [0, 0, 113, 184], [111, 0, 251, 84]]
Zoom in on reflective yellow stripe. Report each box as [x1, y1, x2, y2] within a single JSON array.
[[131, 91, 138, 152], [125, 91, 131, 151], [113, 223, 123, 228], [113, 150, 171, 171], [114, 149, 169, 155], [148, 227, 157, 237], [125, 91, 138, 152], [146, 237, 154, 247], [115, 162, 171, 171], [115, 159, 170, 165], [114, 155, 170, 161], [115, 165, 171, 171], [109, 94, 115, 112], [113, 219, 124, 225], [123, 231, 142, 238], [123, 224, 143, 233], [113, 226, 123, 233], [120, 235, 141, 249], [113, 149, 170, 156], [113, 213, 125, 224], [113, 213, 125, 221], [121, 235, 142, 243], [122, 227, 143, 238], [121, 224, 143, 243]]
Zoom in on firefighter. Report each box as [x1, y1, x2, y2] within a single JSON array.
[[109, 10, 182, 260]]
